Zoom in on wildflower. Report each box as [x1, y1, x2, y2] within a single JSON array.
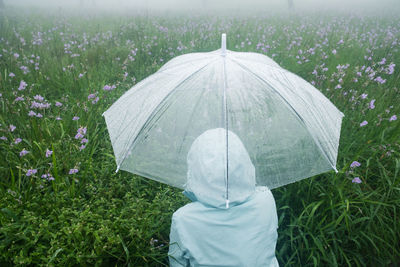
[[14, 53, 19, 58], [352, 177, 362, 184], [48, 176, 55, 181], [78, 73, 84, 78], [55, 101, 63, 107], [360, 120, 368, 127], [69, 168, 79, 174], [18, 80, 27, 91], [1, 136, 7, 141], [81, 138, 88, 144], [41, 174, 48, 179], [361, 93, 368, 99], [15, 96, 24, 102], [28, 110, 36, 117], [36, 113, 43, 118], [387, 63, 395, 75], [88, 93, 96, 100], [9, 125, 16, 132], [75, 127, 87, 139], [374, 76, 386, 84], [335, 84, 342, 89], [19, 149, 29, 157], [389, 115, 397, 122], [56, 117, 62, 121], [92, 97, 99, 104], [378, 58, 386, 65], [72, 116, 79, 121], [332, 49, 337, 55], [9, 72, 15, 77], [34, 95, 44, 101], [79, 144, 86, 151], [45, 149, 53, 158], [26, 168, 38, 176], [350, 161, 361, 168], [369, 99, 375, 109], [103, 84, 116, 91], [14, 138, 22, 144]]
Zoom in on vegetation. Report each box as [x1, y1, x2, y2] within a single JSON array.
[[0, 6, 399, 266]]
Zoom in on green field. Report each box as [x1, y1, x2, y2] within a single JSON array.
[[0, 6, 399, 266]]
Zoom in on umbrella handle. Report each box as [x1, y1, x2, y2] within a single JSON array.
[[221, 33, 226, 56]]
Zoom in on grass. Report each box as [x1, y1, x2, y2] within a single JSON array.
[[0, 6, 399, 266]]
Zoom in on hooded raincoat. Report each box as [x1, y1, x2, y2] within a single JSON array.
[[168, 128, 279, 267]]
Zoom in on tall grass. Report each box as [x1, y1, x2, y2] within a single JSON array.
[[0, 6, 399, 266]]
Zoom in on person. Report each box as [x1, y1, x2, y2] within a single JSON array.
[[168, 128, 279, 266]]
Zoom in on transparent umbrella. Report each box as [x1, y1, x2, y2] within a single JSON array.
[[103, 33, 344, 194]]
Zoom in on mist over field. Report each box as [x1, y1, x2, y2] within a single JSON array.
[[3, 0, 400, 14]]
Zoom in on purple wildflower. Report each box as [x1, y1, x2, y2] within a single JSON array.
[[14, 138, 22, 144], [361, 93, 368, 99], [1, 136, 7, 141], [19, 149, 29, 157], [332, 49, 337, 55], [360, 120, 368, 127], [26, 168, 38, 176], [88, 93, 96, 100], [374, 76, 386, 84], [387, 63, 395, 75], [369, 99, 375, 109], [36, 113, 43, 118], [9, 125, 16, 132], [56, 116, 62, 120], [69, 168, 79, 174], [34, 95, 44, 101], [14, 53, 19, 58], [72, 116, 79, 121], [389, 115, 397, 122], [75, 126, 87, 139], [28, 110, 36, 117], [79, 144, 86, 151], [15, 96, 24, 102], [9, 72, 15, 77], [352, 177, 362, 184], [378, 58, 386, 65], [92, 97, 99, 104], [55, 101, 63, 107], [81, 138, 88, 144], [45, 149, 53, 158], [18, 80, 27, 91], [350, 161, 361, 168]]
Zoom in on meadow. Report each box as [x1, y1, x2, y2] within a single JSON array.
[[0, 5, 399, 266]]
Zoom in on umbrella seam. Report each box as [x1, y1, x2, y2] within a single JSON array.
[[117, 58, 219, 168], [228, 57, 336, 170]]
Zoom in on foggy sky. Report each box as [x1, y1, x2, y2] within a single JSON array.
[[4, 0, 400, 14]]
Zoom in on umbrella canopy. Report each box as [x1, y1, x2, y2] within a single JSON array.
[[103, 33, 344, 191]]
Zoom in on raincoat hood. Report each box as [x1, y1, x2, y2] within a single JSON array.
[[184, 128, 256, 209]]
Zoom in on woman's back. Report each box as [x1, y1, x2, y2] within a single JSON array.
[[168, 128, 279, 266], [169, 187, 279, 267]]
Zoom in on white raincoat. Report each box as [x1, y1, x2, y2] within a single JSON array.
[[168, 128, 279, 267]]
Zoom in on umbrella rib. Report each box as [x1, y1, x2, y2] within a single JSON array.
[[117, 59, 218, 169], [228, 58, 336, 170]]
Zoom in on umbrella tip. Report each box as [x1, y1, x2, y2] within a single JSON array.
[[221, 33, 226, 56], [115, 165, 120, 173], [225, 199, 230, 209]]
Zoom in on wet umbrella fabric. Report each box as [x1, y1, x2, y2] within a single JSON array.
[[103, 34, 343, 198]]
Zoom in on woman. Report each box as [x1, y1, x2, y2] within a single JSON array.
[[168, 128, 279, 266]]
